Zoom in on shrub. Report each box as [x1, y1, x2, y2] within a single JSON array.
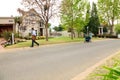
[[1, 31, 12, 41], [115, 24, 120, 34], [40, 36, 45, 39], [24, 36, 31, 40], [106, 35, 117, 38], [97, 34, 117, 38], [97, 60, 120, 80], [14, 33, 19, 38], [98, 66, 120, 80]]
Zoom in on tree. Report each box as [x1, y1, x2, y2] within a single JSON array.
[[115, 24, 120, 34], [98, 0, 120, 35], [87, 2, 100, 36], [60, 0, 89, 39], [53, 25, 64, 32], [14, 16, 22, 37], [22, 0, 59, 41], [53, 26, 58, 32], [60, 0, 74, 39], [75, 1, 90, 37]]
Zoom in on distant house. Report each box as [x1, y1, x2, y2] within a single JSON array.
[[0, 17, 15, 37], [17, 8, 45, 37]]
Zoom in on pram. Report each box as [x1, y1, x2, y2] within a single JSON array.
[[85, 36, 91, 42]]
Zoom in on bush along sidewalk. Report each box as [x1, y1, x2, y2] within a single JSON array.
[[97, 60, 120, 80], [84, 53, 120, 80], [1, 31, 12, 47]]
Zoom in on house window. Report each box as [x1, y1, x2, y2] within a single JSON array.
[[29, 13, 35, 16], [20, 26, 27, 32], [40, 21, 43, 27], [35, 30, 37, 36]]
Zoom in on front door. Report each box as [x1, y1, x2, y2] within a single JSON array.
[[40, 28, 43, 36]]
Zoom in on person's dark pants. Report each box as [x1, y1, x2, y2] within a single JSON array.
[[31, 39, 39, 47]]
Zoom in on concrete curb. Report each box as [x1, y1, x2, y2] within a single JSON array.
[[71, 50, 120, 80], [0, 45, 4, 51]]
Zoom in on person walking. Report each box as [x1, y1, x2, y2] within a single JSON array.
[[30, 28, 39, 47], [89, 32, 94, 42]]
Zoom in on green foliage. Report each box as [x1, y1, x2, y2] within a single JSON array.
[[98, 0, 120, 34], [14, 16, 22, 25], [53, 25, 64, 32], [14, 33, 20, 38], [60, 0, 90, 38], [98, 66, 120, 80], [6, 37, 85, 48], [1, 31, 12, 41], [48, 23, 51, 28], [74, 17, 85, 33], [87, 3, 100, 36], [97, 59, 120, 80], [115, 24, 120, 34], [36, 36, 45, 39]]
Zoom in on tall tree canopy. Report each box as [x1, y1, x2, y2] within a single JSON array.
[[60, 0, 90, 38], [98, 0, 120, 35], [60, 0, 74, 39], [53, 25, 64, 32], [87, 2, 100, 36]]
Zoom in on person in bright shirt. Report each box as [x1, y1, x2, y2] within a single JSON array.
[[30, 28, 39, 47]]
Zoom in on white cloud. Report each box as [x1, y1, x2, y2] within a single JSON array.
[[0, 0, 98, 17]]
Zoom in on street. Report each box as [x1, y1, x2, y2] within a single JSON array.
[[0, 39, 120, 80]]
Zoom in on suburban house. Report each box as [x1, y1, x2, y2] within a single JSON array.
[[0, 17, 15, 37], [0, 8, 46, 38], [17, 8, 46, 37]]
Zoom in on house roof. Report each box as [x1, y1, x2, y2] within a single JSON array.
[[17, 8, 39, 16], [0, 17, 14, 19], [0, 17, 15, 24]]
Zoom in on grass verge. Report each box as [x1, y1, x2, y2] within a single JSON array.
[[83, 51, 120, 80], [5, 37, 101, 49], [5, 37, 83, 48]]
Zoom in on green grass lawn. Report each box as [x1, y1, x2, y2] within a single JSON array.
[[5, 36, 101, 49]]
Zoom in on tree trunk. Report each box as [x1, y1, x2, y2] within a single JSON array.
[[71, 27, 74, 40], [77, 32, 80, 38], [45, 21, 48, 41], [110, 17, 114, 35], [110, 25, 114, 35]]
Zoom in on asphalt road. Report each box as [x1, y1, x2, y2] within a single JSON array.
[[0, 39, 120, 80]]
